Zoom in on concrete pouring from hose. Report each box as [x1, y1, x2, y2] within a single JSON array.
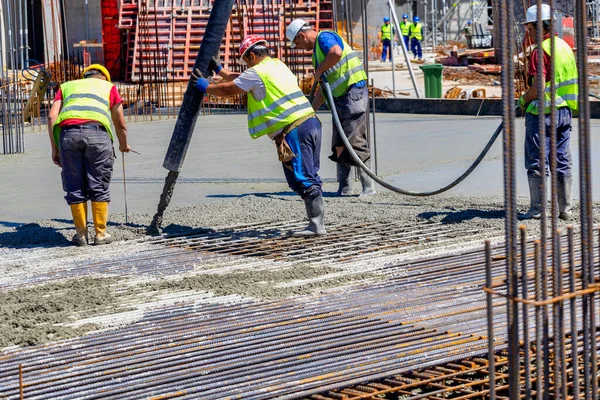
[[319, 80, 504, 197]]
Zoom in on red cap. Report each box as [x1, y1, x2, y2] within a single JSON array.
[[239, 35, 268, 65]]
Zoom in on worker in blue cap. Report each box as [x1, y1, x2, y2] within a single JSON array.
[[409, 15, 423, 60], [400, 14, 412, 50], [380, 17, 394, 62]]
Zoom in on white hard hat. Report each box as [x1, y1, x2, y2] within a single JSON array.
[[524, 4, 554, 24], [286, 19, 309, 48]]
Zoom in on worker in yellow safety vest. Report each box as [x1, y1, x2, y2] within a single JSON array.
[[518, 4, 578, 220], [409, 15, 423, 60], [48, 64, 130, 246], [285, 19, 376, 198], [191, 35, 326, 236], [400, 14, 412, 51], [380, 17, 395, 62]]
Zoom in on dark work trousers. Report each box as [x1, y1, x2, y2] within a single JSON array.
[[281, 116, 323, 198], [330, 83, 371, 165], [403, 35, 410, 50], [411, 38, 422, 59], [59, 124, 115, 204], [381, 39, 392, 61], [524, 107, 572, 179]]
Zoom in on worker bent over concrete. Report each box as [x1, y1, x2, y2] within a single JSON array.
[[48, 64, 130, 246], [286, 19, 376, 197], [191, 35, 326, 236], [518, 4, 578, 221]]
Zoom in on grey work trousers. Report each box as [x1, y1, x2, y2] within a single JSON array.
[[330, 83, 371, 165], [59, 124, 114, 205]]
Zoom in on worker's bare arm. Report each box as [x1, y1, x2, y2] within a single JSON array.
[[523, 80, 538, 104], [111, 103, 131, 153], [206, 81, 246, 96], [312, 89, 325, 111], [216, 68, 241, 81], [48, 100, 62, 166], [314, 45, 343, 81]]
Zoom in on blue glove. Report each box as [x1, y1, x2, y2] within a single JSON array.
[[195, 77, 210, 93], [518, 95, 526, 110]]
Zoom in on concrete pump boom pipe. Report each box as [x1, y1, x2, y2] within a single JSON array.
[[322, 80, 503, 196], [149, 0, 235, 232]]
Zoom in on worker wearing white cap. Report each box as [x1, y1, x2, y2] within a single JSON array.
[[285, 19, 375, 197], [518, 4, 578, 220], [190, 35, 326, 236]]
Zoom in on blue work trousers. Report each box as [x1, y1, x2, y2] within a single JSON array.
[[402, 35, 410, 50], [59, 124, 115, 204], [381, 39, 392, 61], [281, 116, 323, 198], [524, 107, 572, 179], [411, 38, 422, 59]]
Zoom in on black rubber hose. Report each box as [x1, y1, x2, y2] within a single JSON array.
[[321, 80, 503, 197]]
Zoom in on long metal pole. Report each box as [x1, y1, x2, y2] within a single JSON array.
[[387, 0, 420, 98], [389, 2, 396, 96]]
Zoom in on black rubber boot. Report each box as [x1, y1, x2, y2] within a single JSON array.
[[518, 176, 542, 220], [358, 160, 376, 197], [558, 175, 573, 220], [293, 192, 326, 236], [336, 162, 352, 196]]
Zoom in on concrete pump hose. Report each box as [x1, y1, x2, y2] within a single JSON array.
[[321, 80, 503, 197]]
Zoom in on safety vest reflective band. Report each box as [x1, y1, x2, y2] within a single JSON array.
[[381, 24, 392, 40], [247, 57, 314, 139], [527, 37, 578, 115], [312, 31, 368, 98], [400, 21, 411, 37], [53, 78, 114, 147], [410, 23, 423, 40]]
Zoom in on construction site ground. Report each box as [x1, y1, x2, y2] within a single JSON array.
[[2, 111, 600, 397]]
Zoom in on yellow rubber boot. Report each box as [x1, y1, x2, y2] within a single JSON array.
[[69, 202, 89, 246], [92, 201, 112, 245]]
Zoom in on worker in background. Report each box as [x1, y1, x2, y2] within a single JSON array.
[[285, 19, 376, 197], [400, 14, 412, 51], [48, 64, 130, 246], [191, 35, 326, 236], [464, 20, 473, 38], [518, 4, 578, 220], [409, 16, 423, 60], [380, 17, 394, 62]]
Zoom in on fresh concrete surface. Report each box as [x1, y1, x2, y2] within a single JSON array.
[[2, 112, 600, 231]]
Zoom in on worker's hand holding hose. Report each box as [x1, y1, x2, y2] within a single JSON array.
[[208, 57, 223, 74], [190, 68, 210, 93]]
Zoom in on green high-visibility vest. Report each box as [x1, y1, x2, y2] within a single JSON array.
[[527, 37, 578, 115], [410, 23, 423, 41], [312, 31, 368, 98], [400, 21, 411, 37], [247, 57, 314, 139], [381, 23, 392, 40], [53, 78, 114, 147]]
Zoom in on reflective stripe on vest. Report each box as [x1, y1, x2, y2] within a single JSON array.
[[381, 24, 392, 40], [527, 37, 578, 115], [312, 31, 368, 98], [400, 21, 411, 37], [53, 78, 114, 147], [410, 23, 423, 40], [246, 57, 314, 139]]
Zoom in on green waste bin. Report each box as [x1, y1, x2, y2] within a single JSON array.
[[419, 64, 445, 98]]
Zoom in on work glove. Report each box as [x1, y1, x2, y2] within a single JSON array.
[[518, 95, 527, 110], [208, 56, 223, 74], [191, 68, 210, 93]]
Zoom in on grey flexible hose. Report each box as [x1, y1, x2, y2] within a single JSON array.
[[321, 80, 503, 197]]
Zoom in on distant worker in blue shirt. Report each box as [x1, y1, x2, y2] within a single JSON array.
[[286, 19, 376, 197], [381, 17, 395, 62], [400, 14, 412, 51], [409, 15, 423, 60]]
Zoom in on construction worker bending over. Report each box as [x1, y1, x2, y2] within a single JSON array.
[[191, 35, 326, 236], [286, 19, 376, 197], [409, 16, 423, 60], [400, 14, 412, 52], [48, 64, 130, 246], [518, 4, 577, 221], [381, 17, 394, 62]]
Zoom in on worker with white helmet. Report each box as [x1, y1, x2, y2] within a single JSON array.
[[191, 35, 326, 236], [518, 4, 578, 220], [48, 64, 130, 246], [381, 17, 395, 62], [285, 19, 376, 197]]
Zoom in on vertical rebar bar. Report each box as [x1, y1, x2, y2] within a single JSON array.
[[485, 239, 496, 400], [534, 239, 544, 400], [520, 224, 532, 400], [370, 78, 377, 176], [568, 225, 580, 399]]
